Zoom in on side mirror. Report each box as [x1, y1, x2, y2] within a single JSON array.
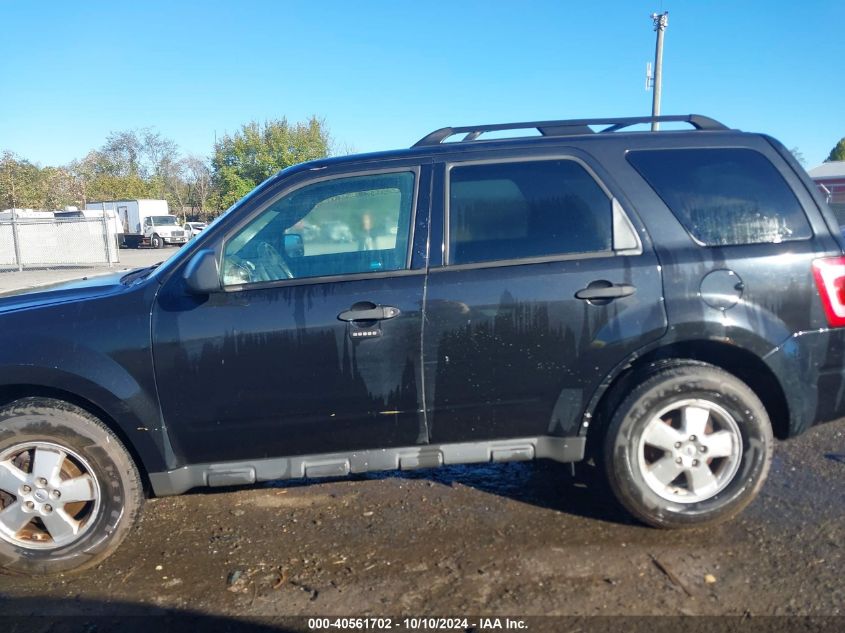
[[284, 233, 304, 258], [183, 249, 221, 294]]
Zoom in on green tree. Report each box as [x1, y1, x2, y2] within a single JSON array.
[[80, 128, 182, 206], [68, 151, 103, 206], [1, 120, 331, 214], [69, 150, 152, 204], [212, 117, 330, 209], [41, 166, 79, 209], [87, 173, 151, 202], [827, 138, 845, 162], [0, 151, 45, 209]]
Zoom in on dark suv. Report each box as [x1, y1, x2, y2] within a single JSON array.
[[2, 115, 844, 575]]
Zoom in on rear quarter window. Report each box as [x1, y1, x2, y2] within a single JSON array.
[[627, 148, 811, 246]]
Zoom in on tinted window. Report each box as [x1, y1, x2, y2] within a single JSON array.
[[448, 160, 612, 265], [627, 148, 811, 246], [222, 171, 414, 286]]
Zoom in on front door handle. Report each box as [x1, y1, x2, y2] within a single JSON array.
[[338, 305, 401, 322], [575, 282, 636, 301]]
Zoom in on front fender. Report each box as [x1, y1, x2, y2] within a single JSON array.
[[0, 353, 168, 473], [0, 282, 174, 474]]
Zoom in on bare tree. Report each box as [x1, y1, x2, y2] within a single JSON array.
[[162, 158, 191, 222], [185, 155, 212, 216], [101, 130, 144, 177], [141, 129, 179, 197]]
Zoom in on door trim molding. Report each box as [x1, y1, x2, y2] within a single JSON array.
[[148, 435, 586, 496]]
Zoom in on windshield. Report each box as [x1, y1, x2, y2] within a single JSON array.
[[151, 216, 179, 226]]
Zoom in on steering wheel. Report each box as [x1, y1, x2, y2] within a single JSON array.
[[257, 241, 294, 280]]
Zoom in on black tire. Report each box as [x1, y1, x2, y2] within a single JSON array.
[[0, 398, 143, 575], [151, 233, 163, 249], [603, 363, 772, 528]]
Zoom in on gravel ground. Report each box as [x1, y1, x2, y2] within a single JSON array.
[[0, 419, 842, 624]]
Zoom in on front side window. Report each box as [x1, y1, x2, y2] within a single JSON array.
[[448, 159, 612, 265], [627, 148, 812, 246], [222, 171, 415, 286]]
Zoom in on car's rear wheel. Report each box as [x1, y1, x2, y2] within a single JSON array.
[[0, 398, 143, 574], [603, 363, 772, 528]]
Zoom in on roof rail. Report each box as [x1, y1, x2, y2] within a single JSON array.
[[412, 114, 728, 147]]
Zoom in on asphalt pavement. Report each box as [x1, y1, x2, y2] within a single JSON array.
[[0, 247, 176, 294]]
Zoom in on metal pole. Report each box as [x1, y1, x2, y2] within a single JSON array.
[[102, 209, 113, 267], [651, 11, 669, 131], [11, 211, 23, 272], [819, 183, 832, 204]]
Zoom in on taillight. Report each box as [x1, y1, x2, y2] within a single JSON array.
[[813, 257, 845, 327]]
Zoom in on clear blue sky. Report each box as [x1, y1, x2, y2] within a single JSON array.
[[1, 1, 842, 167]]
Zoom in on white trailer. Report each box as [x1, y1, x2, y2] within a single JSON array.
[[0, 209, 56, 221], [84, 199, 187, 249], [54, 208, 122, 239]]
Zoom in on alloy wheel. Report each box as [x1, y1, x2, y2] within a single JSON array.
[[0, 442, 100, 550], [637, 398, 743, 504]]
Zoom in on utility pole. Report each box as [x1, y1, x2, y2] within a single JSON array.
[[650, 11, 669, 131]]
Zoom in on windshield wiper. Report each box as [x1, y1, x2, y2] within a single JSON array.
[[120, 263, 163, 285]]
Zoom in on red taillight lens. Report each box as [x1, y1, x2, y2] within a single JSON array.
[[813, 257, 845, 327]]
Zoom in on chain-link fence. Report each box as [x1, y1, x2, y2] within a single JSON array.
[[0, 215, 119, 271]]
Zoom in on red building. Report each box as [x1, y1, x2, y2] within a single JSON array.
[[809, 161, 845, 224]]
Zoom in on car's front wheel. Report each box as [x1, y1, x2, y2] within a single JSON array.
[[0, 398, 143, 574], [151, 233, 163, 249], [603, 363, 773, 528]]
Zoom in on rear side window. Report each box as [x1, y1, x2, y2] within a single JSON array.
[[627, 148, 811, 246], [448, 159, 612, 265]]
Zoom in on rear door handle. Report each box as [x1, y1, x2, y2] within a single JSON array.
[[575, 283, 637, 301], [338, 305, 401, 322]]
